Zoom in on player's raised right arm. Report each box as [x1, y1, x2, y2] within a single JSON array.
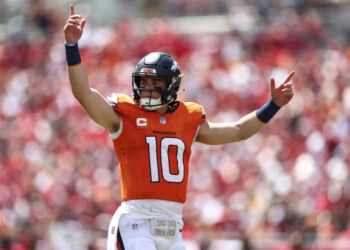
[[64, 5, 121, 133]]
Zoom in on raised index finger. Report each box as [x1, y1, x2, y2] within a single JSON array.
[[282, 71, 295, 85], [70, 4, 74, 16]]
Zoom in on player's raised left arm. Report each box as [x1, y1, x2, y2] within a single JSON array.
[[196, 72, 295, 145], [64, 5, 121, 133]]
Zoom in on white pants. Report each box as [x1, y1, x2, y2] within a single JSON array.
[[107, 213, 186, 250]]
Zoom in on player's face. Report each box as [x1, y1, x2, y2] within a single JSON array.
[[139, 76, 167, 99]]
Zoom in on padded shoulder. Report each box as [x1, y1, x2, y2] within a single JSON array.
[[106, 93, 134, 107], [183, 102, 206, 122]]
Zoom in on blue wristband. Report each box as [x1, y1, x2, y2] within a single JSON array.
[[256, 99, 280, 123], [65, 42, 81, 66]]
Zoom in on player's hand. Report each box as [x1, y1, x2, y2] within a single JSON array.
[[63, 4, 86, 44], [270, 71, 295, 107]]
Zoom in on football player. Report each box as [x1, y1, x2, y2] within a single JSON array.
[[64, 5, 294, 250]]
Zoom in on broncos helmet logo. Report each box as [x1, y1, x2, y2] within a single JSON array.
[[171, 61, 179, 72]]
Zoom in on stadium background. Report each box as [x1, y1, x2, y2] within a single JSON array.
[[1, 0, 350, 249]]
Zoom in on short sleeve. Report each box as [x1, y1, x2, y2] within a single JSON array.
[[183, 102, 206, 125], [106, 93, 134, 113], [106, 93, 118, 107]]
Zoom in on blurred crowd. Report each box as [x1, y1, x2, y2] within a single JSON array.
[[1, 0, 350, 249]]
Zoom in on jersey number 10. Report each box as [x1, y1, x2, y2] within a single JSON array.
[[146, 136, 185, 183]]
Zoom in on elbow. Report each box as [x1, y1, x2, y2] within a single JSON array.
[[73, 91, 83, 101], [234, 124, 253, 142], [238, 134, 251, 141], [237, 129, 259, 141], [72, 91, 84, 104], [72, 89, 90, 103], [233, 124, 246, 141]]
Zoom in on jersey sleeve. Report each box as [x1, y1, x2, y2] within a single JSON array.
[[184, 102, 206, 125], [106, 93, 134, 113]]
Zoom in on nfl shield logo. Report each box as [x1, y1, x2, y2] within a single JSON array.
[[160, 117, 166, 124], [132, 223, 139, 230]]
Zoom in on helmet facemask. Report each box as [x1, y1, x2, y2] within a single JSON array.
[[132, 52, 182, 110], [133, 75, 168, 110]]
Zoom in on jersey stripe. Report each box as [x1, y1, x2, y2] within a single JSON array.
[[117, 228, 125, 250]]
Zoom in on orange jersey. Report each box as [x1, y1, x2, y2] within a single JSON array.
[[107, 93, 206, 204]]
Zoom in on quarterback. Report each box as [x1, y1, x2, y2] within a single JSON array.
[[64, 5, 294, 250]]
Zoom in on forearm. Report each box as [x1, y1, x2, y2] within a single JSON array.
[[196, 112, 264, 145], [197, 99, 281, 145], [239, 98, 281, 140], [68, 64, 91, 101], [235, 111, 266, 140], [65, 42, 92, 101], [214, 112, 265, 143]]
